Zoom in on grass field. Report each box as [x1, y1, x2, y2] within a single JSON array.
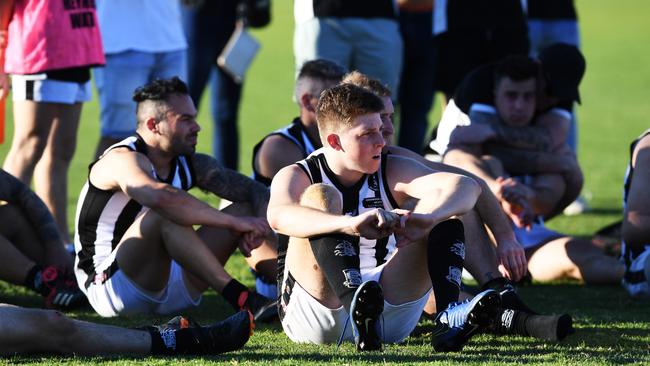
[[1, 0, 649, 364]]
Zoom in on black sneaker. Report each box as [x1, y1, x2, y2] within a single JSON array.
[[40, 266, 88, 310], [482, 278, 538, 314], [239, 291, 278, 323], [155, 311, 253, 355], [350, 280, 384, 351], [431, 289, 501, 352]]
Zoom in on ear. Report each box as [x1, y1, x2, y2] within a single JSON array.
[[144, 117, 159, 133], [300, 93, 316, 113], [326, 133, 343, 151]]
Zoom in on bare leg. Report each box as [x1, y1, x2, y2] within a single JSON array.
[[0, 234, 36, 285], [94, 136, 122, 160], [461, 209, 502, 284], [33, 103, 82, 244], [527, 236, 625, 284], [284, 184, 343, 309], [0, 204, 72, 269], [0, 304, 149, 356], [2, 100, 55, 183], [115, 209, 235, 295]]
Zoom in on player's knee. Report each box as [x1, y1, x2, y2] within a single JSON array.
[[41, 309, 76, 337], [300, 183, 342, 214]]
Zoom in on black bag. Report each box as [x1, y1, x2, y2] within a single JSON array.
[[237, 0, 271, 28]]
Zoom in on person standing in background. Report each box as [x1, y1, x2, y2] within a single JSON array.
[[0, 0, 104, 245], [93, 0, 187, 158]]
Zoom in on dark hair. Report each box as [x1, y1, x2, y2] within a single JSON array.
[[132, 76, 189, 103], [316, 83, 383, 136], [298, 59, 347, 82], [493, 55, 539, 86]]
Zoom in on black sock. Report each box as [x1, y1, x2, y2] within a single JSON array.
[[309, 234, 361, 313], [494, 308, 530, 336], [222, 279, 249, 312], [24, 265, 43, 293], [427, 219, 465, 311], [147, 327, 174, 355]]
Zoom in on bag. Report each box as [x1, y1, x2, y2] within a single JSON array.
[[237, 0, 271, 28]]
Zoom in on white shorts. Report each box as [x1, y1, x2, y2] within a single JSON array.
[[85, 261, 201, 317], [429, 99, 471, 155], [11, 74, 92, 104], [280, 264, 431, 345]]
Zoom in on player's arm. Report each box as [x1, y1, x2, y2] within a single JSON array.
[[0, 169, 62, 250], [485, 143, 580, 175], [387, 146, 526, 279], [267, 164, 380, 238], [622, 135, 650, 249], [255, 135, 306, 183], [91, 149, 242, 230], [192, 153, 269, 218], [488, 109, 570, 151], [389, 155, 481, 225]]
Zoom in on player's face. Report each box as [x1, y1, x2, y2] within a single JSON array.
[[338, 113, 385, 174], [161, 94, 200, 155], [380, 96, 395, 145], [494, 77, 536, 127]]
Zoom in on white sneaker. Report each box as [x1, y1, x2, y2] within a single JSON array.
[[622, 249, 650, 299], [563, 195, 591, 216]]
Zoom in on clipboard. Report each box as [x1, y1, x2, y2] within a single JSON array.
[[217, 23, 260, 83]]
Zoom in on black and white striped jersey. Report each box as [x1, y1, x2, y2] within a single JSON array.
[[74, 135, 195, 290], [251, 118, 319, 186], [295, 148, 400, 272], [621, 129, 650, 265]]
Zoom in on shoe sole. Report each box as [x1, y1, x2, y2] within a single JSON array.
[[351, 281, 384, 351], [435, 290, 501, 352]]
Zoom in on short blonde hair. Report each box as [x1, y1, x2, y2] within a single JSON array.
[[341, 71, 392, 97], [316, 83, 384, 138]]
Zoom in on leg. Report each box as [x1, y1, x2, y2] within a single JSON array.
[[397, 11, 436, 153], [0, 304, 150, 356], [115, 209, 234, 295], [285, 184, 344, 309], [210, 66, 242, 170], [527, 236, 625, 284], [33, 102, 82, 243], [2, 100, 56, 184]]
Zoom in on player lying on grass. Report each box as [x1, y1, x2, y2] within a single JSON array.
[[0, 303, 252, 356]]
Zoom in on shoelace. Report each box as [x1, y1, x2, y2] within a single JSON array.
[[335, 313, 385, 348]]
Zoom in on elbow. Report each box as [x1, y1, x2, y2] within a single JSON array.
[[266, 206, 283, 232], [459, 175, 482, 209]]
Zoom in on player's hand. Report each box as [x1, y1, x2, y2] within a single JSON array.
[[393, 211, 438, 247], [495, 238, 528, 281], [349, 208, 401, 239], [231, 216, 271, 256]]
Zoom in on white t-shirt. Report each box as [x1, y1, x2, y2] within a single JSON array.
[[97, 0, 186, 54]]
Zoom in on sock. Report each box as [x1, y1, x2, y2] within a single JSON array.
[[494, 308, 530, 336], [222, 279, 249, 311], [427, 219, 465, 311], [24, 265, 43, 293], [148, 327, 175, 355], [493, 309, 573, 341], [309, 234, 361, 313], [482, 277, 538, 314]]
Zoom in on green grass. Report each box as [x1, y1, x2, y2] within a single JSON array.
[[1, 0, 650, 364]]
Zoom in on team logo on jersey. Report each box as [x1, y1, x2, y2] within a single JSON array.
[[450, 241, 465, 259], [446, 266, 462, 288], [362, 197, 384, 209], [342, 268, 362, 288], [368, 174, 379, 191], [334, 239, 357, 257]]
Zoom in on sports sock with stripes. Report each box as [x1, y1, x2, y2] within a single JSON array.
[[309, 234, 361, 313], [427, 219, 466, 311]]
